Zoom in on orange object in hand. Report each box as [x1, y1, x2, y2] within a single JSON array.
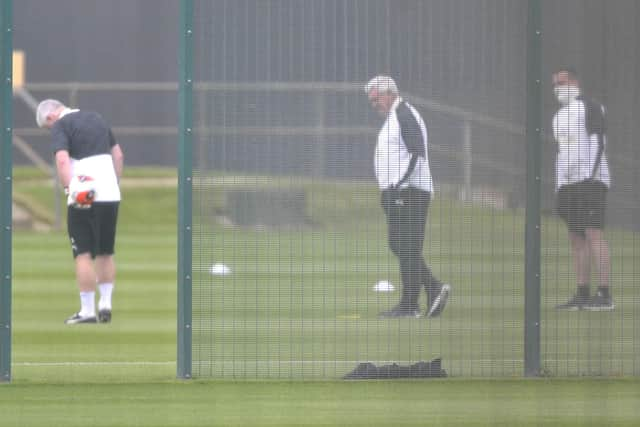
[[69, 175, 97, 208]]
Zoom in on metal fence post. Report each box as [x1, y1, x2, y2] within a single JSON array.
[[177, 0, 193, 380], [524, 0, 543, 377], [0, 0, 13, 383], [462, 119, 472, 202], [313, 92, 326, 178]]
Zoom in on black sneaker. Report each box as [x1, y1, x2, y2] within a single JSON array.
[[378, 305, 421, 318], [555, 294, 589, 311], [426, 284, 451, 318], [585, 293, 614, 311], [98, 309, 112, 323], [64, 313, 97, 324]]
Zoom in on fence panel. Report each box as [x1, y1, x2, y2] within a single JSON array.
[[187, 0, 640, 378], [540, 0, 640, 376], [190, 0, 528, 379]]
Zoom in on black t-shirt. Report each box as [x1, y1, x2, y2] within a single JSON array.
[[52, 109, 121, 203], [52, 110, 116, 159]]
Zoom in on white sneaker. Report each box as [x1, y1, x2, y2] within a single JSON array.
[[426, 284, 451, 318], [64, 312, 97, 324]]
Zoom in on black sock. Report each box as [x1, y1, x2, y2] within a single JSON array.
[[597, 287, 610, 298], [577, 285, 590, 298]]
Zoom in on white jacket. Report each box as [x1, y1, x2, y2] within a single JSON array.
[[552, 97, 610, 190]]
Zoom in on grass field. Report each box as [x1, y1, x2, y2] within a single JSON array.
[[3, 167, 639, 426]]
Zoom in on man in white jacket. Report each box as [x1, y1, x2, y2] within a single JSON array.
[[552, 68, 612, 311], [365, 76, 450, 318]]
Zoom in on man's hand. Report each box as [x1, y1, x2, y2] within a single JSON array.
[[67, 175, 96, 209]]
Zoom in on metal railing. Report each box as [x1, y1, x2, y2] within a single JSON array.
[[14, 81, 528, 201]]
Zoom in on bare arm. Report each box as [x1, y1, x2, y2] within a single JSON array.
[[55, 150, 72, 189], [111, 144, 124, 180]]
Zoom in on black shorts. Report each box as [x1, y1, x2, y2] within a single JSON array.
[[556, 180, 607, 235], [67, 201, 119, 258]]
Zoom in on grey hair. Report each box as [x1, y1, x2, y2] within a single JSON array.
[[36, 99, 65, 128], [364, 75, 399, 95]]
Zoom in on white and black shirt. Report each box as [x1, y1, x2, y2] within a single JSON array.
[[552, 97, 610, 190], [52, 109, 121, 202], [374, 97, 433, 192]]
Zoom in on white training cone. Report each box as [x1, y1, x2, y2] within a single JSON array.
[[373, 280, 395, 292], [209, 263, 231, 276]]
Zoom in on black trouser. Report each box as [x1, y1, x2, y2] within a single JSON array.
[[381, 187, 441, 308]]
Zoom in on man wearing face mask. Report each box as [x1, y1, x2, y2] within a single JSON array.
[[552, 68, 613, 311], [364, 75, 450, 318]]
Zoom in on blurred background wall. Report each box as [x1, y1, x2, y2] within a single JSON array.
[[13, 0, 180, 166], [11, 0, 640, 227]]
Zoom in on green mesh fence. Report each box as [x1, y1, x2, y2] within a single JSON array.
[[539, 0, 640, 377], [187, 0, 640, 378]]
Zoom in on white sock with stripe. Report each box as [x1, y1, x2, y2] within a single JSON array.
[[79, 291, 95, 317], [98, 283, 114, 311]]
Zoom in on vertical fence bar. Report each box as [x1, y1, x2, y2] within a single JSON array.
[[0, 0, 13, 383], [177, 0, 194, 379], [462, 119, 472, 202], [524, 0, 543, 377]]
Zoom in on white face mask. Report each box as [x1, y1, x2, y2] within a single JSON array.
[[554, 84, 580, 105]]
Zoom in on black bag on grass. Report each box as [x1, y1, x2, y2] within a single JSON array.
[[343, 357, 447, 379]]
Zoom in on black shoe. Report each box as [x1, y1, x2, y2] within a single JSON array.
[[555, 294, 589, 311], [426, 284, 451, 318], [378, 305, 421, 318], [64, 312, 97, 324], [584, 293, 614, 311], [98, 309, 112, 323]]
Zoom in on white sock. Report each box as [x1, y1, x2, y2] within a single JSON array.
[[98, 283, 114, 311], [79, 291, 95, 317]]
